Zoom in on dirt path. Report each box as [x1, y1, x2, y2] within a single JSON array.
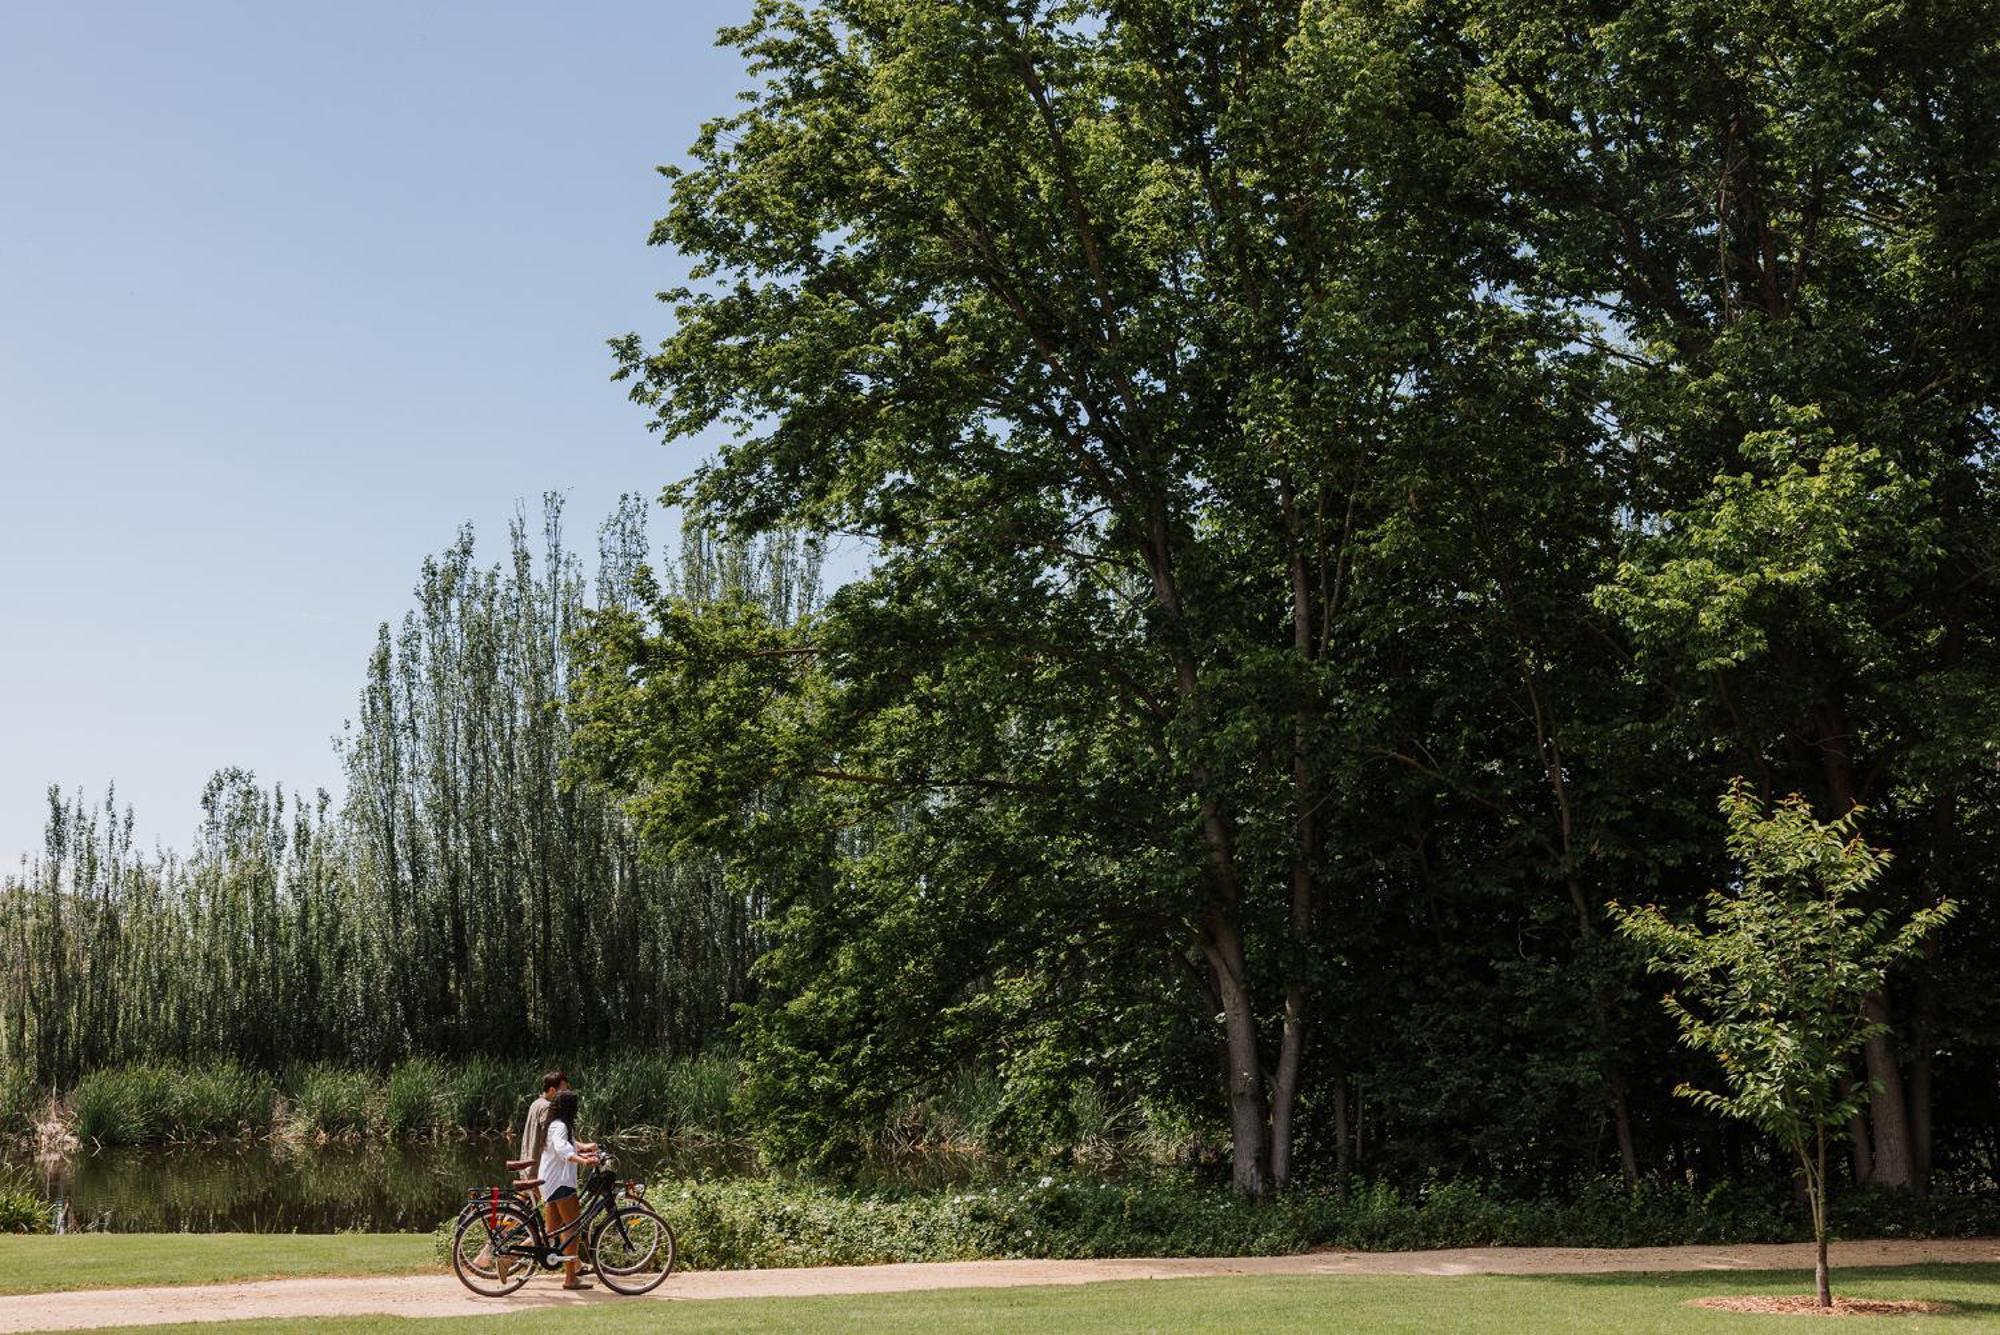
[[8, 1238, 1999, 1332]]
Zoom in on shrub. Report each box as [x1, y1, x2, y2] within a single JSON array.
[[68, 1063, 276, 1145], [514, 1173, 2000, 1272], [564, 1051, 739, 1140], [385, 1059, 451, 1139], [173, 1063, 278, 1138], [443, 1055, 533, 1136], [285, 1065, 377, 1139], [0, 1168, 48, 1234]]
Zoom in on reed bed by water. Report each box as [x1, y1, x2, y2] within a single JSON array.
[[8, 1051, 751, 1148], [71, 1064, 278, 1145]]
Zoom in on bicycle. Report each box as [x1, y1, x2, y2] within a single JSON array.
[[450, 1151, 676, 1297]]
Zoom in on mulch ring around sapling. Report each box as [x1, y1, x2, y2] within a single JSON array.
[[1686, 1296, 1958, 1318]]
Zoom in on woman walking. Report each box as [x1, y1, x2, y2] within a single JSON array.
[[538, 1089, 600, 1289]]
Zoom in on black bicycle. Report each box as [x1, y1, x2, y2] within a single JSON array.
[[451, 1152, 676, 1297]]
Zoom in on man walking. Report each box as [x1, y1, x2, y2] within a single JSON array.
[[520, 1069, 567, 1180], [479, 1069, 571, 1278]]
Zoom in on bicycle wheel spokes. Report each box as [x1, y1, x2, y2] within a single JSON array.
[[452, 1207, 535, 1297], [591, 1203, 676, 1294]]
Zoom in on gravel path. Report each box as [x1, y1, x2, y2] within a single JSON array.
[[7, 1238, 1998, 1331]]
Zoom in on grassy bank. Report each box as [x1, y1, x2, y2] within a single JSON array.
[[17, 1053, 740, 1147], [50, 1267, 2000, 1334], [0, 1233, 435, 1295]]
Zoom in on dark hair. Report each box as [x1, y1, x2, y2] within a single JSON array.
[[542, 1069, 566, 1095], [549, 1089, 580, 1140]]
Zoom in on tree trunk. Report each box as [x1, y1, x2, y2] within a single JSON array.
[[1147, 511, 1275, 1196], [1862, 993, 1915, 1189], [1847, 1106, 1873, 1186], [1205, 910, 1270, 1196], [1812, 1128, 1832, 1308], [1611, 1084, 1640, 1186], [1269, 985, 1305, 1189], [1270, 479, 1321, 1195], [1517, 648, 1637, 1186], [1910, 1053, 1934, 1194], [1332, 1059, 1353, 1189], [1909, 935, 1941, 1194]]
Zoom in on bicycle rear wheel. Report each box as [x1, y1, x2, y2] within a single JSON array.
[[452, 1202, 535, 1297], [589, 1202, 677, 1295]]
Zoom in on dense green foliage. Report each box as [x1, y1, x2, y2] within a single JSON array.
[[0, 1169, 46, 1235], [582, 0, 2000, 1198], [434, 1172, 2000, 1271], [20, 1053, 743, 1148], [4, 1, 2000, 1221], [70, 1064, 278, 1145]]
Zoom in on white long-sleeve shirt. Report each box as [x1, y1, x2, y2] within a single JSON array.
[[539, 1118, 580, 1195]]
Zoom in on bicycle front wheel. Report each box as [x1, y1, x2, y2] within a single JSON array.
[[589, 1202, 677, 1295], [452, 1203, 535, 1297]]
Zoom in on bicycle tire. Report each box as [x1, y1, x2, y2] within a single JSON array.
[[452, 1202, 536, 1297], [588, 1202, 677, 1295]]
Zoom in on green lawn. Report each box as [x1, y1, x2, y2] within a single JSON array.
[[0, 1233, 435, 1295], [50, 1267, 2000, 1334], [3, 1238, 1998, 1332]]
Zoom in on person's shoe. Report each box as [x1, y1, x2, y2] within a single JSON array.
[[562, 1279, 593, 1290]]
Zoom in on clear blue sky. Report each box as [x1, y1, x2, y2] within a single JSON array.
[[0, 1, 766, 866]]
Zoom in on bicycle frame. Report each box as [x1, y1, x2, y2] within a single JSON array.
[[472, 1166, 638, 1269]]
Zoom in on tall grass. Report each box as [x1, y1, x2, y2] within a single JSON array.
[[51, 1052, 742, 1146], [0, 1166, 47, 1234], [284, 1065, 376, 1139], [0, 1065, 38, 1141], [70, 1063, 276, 1145], [384, 1059, 450, 1139], [883, 1068, 1005, 1154], [441, 1055, 533, 1136], [567, 1050, 738, 1140]]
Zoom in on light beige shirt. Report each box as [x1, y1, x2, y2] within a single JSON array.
[[518, 1095, 552, 1169]]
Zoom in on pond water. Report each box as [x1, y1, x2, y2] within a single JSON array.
[[10, 1139, 757, 1234], [9, 1139, 994, 1233]]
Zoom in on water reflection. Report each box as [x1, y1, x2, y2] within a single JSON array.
[[10, 1139, 755, 1234]]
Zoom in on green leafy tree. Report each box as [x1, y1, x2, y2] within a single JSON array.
[[603, 0, 1591, 1196], [1613, 784, 1953, 1307], [1482, 0, 2000, 1189]]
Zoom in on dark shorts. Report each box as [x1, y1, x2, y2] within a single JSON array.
[[546, 1185, 576, 1203]]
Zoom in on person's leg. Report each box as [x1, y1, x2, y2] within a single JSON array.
[[563, 1197, 588, 1284], [545, 1190, 585, 1286], [542, 1193, 567, 1271]]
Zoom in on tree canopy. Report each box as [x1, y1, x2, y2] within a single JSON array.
[[587, 0, 2000, 1196]]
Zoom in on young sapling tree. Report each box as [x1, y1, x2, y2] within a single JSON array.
[[1612, 782, 1953, 1308]]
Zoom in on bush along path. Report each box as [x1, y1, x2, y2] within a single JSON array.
[[4, 1240, 2000, 1333], [431, 1175, 2000, 1271]]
